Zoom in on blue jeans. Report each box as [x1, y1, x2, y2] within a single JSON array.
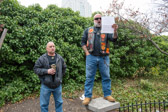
[[40, 84, 63, 112], [84, 54, 112, 98]]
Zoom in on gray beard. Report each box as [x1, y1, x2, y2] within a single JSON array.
[[94, 22, 101, 27]]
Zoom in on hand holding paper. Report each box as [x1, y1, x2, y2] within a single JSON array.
[[101, 16, 117, 33], [112, 24, 118, 33]]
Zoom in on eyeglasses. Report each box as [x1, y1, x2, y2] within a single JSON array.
[[94, 18, 101, 20]]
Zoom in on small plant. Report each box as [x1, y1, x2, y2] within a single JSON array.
[[139, 79, 154, 91], [149, 65, 160, 76], [132, 67, 146, 78]]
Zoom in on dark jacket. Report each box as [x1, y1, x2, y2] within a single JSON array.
[[34, 53, 66, 89]]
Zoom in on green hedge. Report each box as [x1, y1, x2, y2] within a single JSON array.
[[0, 0, 167, 107]]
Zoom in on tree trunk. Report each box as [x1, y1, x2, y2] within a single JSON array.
[[0, 28, 8, 49]]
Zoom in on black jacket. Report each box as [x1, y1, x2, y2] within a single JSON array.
[[34, 53, 66, 89]]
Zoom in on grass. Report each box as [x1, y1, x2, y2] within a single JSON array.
[[1, 75, 167, 111], [63, 75, 168, 106], [95, 76, 168, 105]]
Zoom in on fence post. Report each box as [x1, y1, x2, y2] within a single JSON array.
[[163, 100, 165, 112], [123, 104, 125, 112], [150, 100, 151, 112], [154, 100, 156, 112], [127, 103, 129, 112], [145, 101, 147, 112], [159, 100, 160, 112], [141, 101, 143, 112]]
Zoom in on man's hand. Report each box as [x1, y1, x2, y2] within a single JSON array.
[[82, 45, 90, 56], [85, 51, 90, 56], [112, 24, 118, 33], [112, 24, 118, 39], [48, 68, 56, 75]]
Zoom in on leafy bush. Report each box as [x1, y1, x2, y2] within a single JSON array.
[[0, 0, 92, 106], [0, 0, 167, 107]]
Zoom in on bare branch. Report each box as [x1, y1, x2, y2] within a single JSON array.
[[148, 38, 168, 55], [102, 0, 168, 55]]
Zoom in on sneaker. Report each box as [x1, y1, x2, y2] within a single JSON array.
[[82, 97, 91, 105], [104, 96, 115, 102]]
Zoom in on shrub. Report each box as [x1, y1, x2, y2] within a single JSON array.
[[0, 0, 167, 107]]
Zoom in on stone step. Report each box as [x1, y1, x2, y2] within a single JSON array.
[[87, 97, 120, 112]]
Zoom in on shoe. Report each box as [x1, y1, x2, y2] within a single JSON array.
[[82, 97, 91, 105], [104, 96, 115, 102]]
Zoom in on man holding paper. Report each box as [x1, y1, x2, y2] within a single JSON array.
[[81, 14, 118, 105]]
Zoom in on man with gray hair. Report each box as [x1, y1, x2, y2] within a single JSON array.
[[81, 14, 118, 105], [34, 41, 66, 112]]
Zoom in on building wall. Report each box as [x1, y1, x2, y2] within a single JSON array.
[[62, 0, 92, 17]]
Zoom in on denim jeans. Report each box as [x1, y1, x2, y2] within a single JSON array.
[[40, 84, 63, 112], [84, 54, 112, 98]]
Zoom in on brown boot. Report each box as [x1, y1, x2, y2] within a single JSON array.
[[82, 97, 91, 105], [104, 96, 115, 102]]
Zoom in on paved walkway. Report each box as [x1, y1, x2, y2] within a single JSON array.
[[0, 96, 91, 112]]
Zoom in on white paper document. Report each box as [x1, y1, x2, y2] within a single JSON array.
[[101, 16, 115, 33]]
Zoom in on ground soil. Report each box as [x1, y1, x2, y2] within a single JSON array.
[[0, 96, 92, 112], [0, 95, 118, 112]]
